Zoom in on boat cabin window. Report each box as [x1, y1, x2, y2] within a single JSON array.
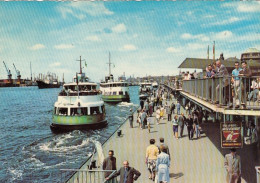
[[90, 107, 100, 115], [113, 92, 117, 95], [58, 108, 68, 115], [70, 107, 88, 115], [119, 91, 123, 95]]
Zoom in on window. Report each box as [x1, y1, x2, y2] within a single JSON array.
[[90, 107, 100, 115], [58, 108, 68, 115], [92, 85, 96, 90], [119, 91, 123, 95], [125, 91, 128, 96], [113, 92, 117, 95]]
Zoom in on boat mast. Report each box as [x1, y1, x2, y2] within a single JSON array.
[[30, 62, 32, 81], [76, 56, 85, 74], [107, 52, 114, 76]]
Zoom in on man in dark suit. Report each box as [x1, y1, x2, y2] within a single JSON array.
[[103, 150, 117, 180], [107, 160, 141, 183], [185, 114, 194, 140]]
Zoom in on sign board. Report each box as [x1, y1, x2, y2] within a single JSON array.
[[221, 122, 243, 148]]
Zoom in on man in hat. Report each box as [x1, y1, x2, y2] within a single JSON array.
[[224, 148, 241, 183]]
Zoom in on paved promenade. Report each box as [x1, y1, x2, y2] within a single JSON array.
[[69, 98, 249, 183]]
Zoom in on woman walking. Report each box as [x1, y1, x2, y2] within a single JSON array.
[[155, 107, 161, 125], [172, 115, 179, 139], [146, 139, 159, 181], [156, 145, 170, 183]]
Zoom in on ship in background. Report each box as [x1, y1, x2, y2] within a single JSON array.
[[100, 53, 130, 103], [36, 72, 61, 89]]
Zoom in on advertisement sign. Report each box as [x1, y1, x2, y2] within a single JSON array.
[[221, 122, 243, 148]]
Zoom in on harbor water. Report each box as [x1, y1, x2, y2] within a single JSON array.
[[0, 86, 140, 183]]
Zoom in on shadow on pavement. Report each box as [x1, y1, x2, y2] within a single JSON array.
[[170, 172, 184, 179]]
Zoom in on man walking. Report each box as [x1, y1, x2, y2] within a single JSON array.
[[170, 102, 175, 115], [158, 137, 170, 160], [165, 102, 171, 121], [107, 160, 141, 183], [140, 109, 147, 130], [103, 150, 117, 182], [178, 113, 186, 138], [128, 109, 134, 128], [224, 148, 241, 183], [185, 114, 194, 140], [176, 101, 181, 115]]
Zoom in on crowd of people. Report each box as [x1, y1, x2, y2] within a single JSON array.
[[101, 84, 249, 183], [180, 56, 260, 109]]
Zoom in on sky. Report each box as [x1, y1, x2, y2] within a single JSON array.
[[0, 1, 259, 82]]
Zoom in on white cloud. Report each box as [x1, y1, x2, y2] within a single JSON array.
[[49, 62, 61, 67], [120, 44, 137, 51], [112, 24, 127, 34], [237, 3, 260, 12], [187, 43, 205, 50], [29, 44, 45, 50], [166, 47, 181, 53], [57, 2, 114, 19], [215, 30, 233, 40], [181, 33, 192, 39], [181, 33, 209, 42], [54, 44, 74, 50], [203, 15, 215, 18], [211, 17, 242, 25], [222, 2, 260, 12], [133, 34, 138, 38], [85, 35, 101, 42]]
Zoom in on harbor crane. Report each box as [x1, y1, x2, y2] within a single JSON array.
[[13, 63, 21, 84], [3, 61, 12, 83]]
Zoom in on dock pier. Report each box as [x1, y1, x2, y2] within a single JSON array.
[[63, 86, 256, 182]]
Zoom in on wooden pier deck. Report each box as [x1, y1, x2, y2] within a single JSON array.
[[67, 98, 248, 183]]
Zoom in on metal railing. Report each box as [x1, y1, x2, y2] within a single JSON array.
[[255, 166, 260, 183], [182, 76, 260, 109], [60, 169, 117, 183]]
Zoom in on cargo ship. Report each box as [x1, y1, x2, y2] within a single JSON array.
[[36, 73, 60, 89]]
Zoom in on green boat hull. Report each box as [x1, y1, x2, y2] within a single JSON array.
[[102, 95, 130, 103], [51, 114, 107, 132]]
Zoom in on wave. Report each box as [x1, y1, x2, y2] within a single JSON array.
[[8, 168, 23, 182]]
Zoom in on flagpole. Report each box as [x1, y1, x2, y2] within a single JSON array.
[[213, 41, 215, 62]]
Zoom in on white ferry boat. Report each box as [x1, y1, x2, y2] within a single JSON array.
[[50, 57, 107, 132], [152, 81, 159, 90], [139, 80, 153, 94], [99, 53, 130, 103]]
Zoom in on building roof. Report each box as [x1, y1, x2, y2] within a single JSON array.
[[178, 58, 239, 69], [244, 48, 260, 53]]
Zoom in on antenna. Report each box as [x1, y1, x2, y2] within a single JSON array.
[[107, 52, 114, 76], [76, 56, 85, 74], [30, 62, 32, 81]]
